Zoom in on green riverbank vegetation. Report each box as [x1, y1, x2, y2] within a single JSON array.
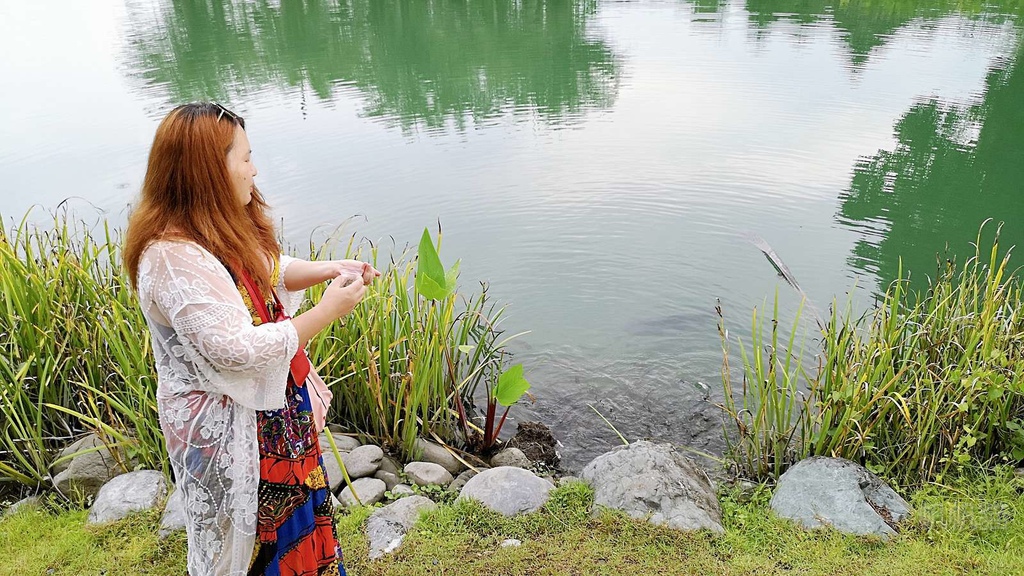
[[718, 222, 1024, 487]]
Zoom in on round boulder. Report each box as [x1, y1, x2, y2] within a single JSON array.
[[459, 466, 554, 516], [404, 462, 454, 487], [342, 445, 384, 479], [339, 477, 387, 508], [581, 441, 723, 533]]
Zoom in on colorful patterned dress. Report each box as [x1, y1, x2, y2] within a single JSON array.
[[239, 263, 346, 576]]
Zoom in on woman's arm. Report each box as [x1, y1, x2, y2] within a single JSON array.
[[282, 257, 380, 292]]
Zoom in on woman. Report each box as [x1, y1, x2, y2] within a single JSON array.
[[124, 102, 372, 575]]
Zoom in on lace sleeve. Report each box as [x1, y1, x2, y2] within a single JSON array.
[[277, 254, 307, 317], [140, 241, 295, 411]]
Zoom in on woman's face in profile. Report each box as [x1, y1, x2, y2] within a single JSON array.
[[226, 125, 258, 206]]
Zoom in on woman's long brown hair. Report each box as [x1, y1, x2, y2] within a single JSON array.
[[123, 103, 279, 297]]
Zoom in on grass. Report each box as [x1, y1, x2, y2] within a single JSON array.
[[718, 222, 1024, 487], [3, 472, 1022, 575]]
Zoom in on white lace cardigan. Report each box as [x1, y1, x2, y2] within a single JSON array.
[[137, 240, 306, 576]]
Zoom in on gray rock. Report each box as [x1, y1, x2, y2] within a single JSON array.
[[159, 487, 185, 538], [771, 457, 911, 538], [500, 538, 522, 548], [319, 432, 362, 454], [413, 439, 464, 475], [490, 447, 531, 469], [339, 477, 387, 508], [404, 462, 454, 487], [51, 434, 124, 501], [558, 476, 582, 487], [343, 445, 384, 479], [391, 484, 415, 497], [87, 470, 167, 525], [378, 456, 401, 476], [447, 469, 478, 493], [332, 493, 343, 509], [374, 471, 401, 491], [459, 466, 554, 516], [581, 441, 723, 533], [3, 496, 41, 518], [366, 495, 436, 560], [1015, 467, 1024, 479]]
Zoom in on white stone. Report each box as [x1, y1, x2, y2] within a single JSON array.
[[87, 470, 167, 525], [343, 445, 384, 479], [159, 486, 185, 538]]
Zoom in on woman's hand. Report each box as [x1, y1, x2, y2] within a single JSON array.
[[320, 260, 381, 286], [291, 275, 366, 346], [320, 274, 367, 319]]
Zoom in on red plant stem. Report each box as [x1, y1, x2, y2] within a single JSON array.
[[484, 400, 497, 447], [454, 393, 471, 440], [493, 406, 511, 443]]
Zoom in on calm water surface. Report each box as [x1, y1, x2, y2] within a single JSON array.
[[2, 0, 1022, 468]]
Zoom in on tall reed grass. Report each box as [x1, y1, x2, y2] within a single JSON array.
[[0, 211, 163, 488], [719, 223, 1024, 487], [0, 212, 512, 488]]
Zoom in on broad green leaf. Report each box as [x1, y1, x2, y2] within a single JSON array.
[[415, 228, 451, 300], [458, 345, 474, 354], [445, 259, 462, 292], [495, 364, 530, 407]]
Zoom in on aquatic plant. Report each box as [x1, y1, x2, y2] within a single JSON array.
[[719, 222, 1024, 487]]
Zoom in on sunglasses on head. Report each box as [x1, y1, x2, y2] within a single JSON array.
[[211, 102, 240, 123]]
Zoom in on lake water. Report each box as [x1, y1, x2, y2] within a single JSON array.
[[2, 0, 1021, 468]]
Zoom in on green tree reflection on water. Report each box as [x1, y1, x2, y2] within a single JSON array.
[[838, 36, 1024, 292], [125, 0, 620, 131], [685, 0, 1023, 292], [739, 0, 1022, 65]]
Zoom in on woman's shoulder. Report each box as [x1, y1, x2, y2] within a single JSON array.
[[140, 238, 225, 274]]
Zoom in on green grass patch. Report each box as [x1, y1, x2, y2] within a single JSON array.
[[4, 475, 1022, 575]]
